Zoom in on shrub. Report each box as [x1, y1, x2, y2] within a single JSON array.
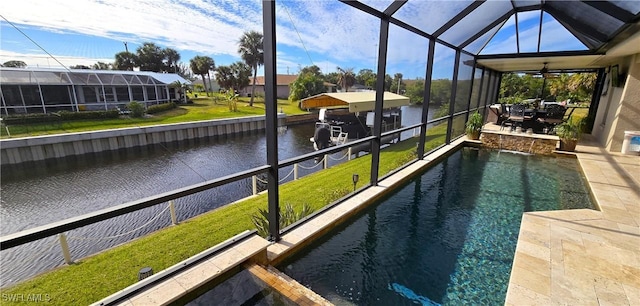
[[1, 110, 119, 125], [1, 113, 60, 125], [146, 102, 176, 114], [126, 101, 145, 118], [465, 111, 483, 139], [556, 117, 585, 141], [58, 110, 120, 120], [250, 203, 314, 237], [226, 90, 239, 112]]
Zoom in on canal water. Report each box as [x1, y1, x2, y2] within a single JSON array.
[[0, 105, 433, 287]]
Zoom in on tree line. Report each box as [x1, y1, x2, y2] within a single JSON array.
[[499, 72, 596, 103], [289, 66, 410, 102]]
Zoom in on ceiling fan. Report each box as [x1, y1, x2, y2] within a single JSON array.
[[525, 62, 559, 79]]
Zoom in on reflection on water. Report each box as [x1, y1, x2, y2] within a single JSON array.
[[0, 125, 308, 286], [0, 105, 432, 286]]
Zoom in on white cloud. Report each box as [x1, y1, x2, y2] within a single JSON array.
[[1, 1, 586, 79], [394, 1, 474, 34], [0, 50, 112, 68], [1, 0, 389, 73], [274, 1, 380, 63], [1, 0, 260, 56]]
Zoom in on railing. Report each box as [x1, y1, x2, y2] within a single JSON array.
[[251, 147, 354, 194], [0, 133, 378, 266], [0, 116, 457, 266]]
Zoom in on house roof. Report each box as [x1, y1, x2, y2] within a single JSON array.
[[300, 92, 410, 112], [251, 74, 298, 86], [0, 67, 191, 85]]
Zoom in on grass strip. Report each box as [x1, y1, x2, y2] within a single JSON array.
[[0, 96, 307, 138], [0, 125, 448, 305]]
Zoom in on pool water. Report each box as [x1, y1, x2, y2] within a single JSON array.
[[279, 148, 594, 305]]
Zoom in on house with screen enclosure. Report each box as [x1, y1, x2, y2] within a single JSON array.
[[0, 67, 190, 115]]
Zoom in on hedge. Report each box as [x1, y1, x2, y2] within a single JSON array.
[[146, 102, 177, 114], [1, 110, 119, 125]]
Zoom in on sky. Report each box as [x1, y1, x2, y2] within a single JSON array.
[[0, 0, 587, 80]]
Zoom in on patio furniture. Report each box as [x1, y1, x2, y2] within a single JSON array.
[[489, 104, 510, 125], [501, 104, 526, 131], [537, 104, 567, 133]]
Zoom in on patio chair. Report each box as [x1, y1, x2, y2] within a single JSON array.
[[501, 104, 525, 131], [538, 104, 567, 133]]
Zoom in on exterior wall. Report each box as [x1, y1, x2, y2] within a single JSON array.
[[243, 85, 265, 97], [242, 85, 289, 99], [480, 131, 559, 155], [593, 53, 640, 152], [0, 115, 286, 165], [276, 85, 290, 99]]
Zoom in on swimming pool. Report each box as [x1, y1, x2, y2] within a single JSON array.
[[279, 148, 595, 305]]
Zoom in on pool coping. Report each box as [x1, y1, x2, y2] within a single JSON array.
[[93, 231, 271, 306], [505, 136, 640, 304]]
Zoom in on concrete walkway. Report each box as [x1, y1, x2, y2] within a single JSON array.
[[506, 136, 640, 305]]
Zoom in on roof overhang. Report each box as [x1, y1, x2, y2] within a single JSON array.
[[477, 53, 604, 72], [300, 92, 410, 112]]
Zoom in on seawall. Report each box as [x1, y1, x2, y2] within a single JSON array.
[[0, 115, 286, 165]]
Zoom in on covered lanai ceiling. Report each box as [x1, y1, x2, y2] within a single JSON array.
[[344, 0, 640, 72]]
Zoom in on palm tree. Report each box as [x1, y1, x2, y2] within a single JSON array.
[[170, 81, 188, 103], [190, 56, 215, 96], [136, 42, 164, 72], [337, 67, 356, 92], [393, 73, 403, 94], [114, 52, 136, 71], [163, 48, 181, 73], [238, 31, 264, 106], [92, 62, 113, 70]]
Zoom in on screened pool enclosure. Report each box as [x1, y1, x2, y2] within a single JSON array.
[[0, 68, 189, 114], [257, 0, 639, 240], [2, 0, 638, 255]]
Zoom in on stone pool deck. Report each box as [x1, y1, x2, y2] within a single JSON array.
[[505, 135, 640, 305]]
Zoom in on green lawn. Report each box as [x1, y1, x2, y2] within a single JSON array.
[[0, 124, 449, 305], [0, 94, 307, 138]]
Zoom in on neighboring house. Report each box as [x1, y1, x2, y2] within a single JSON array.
[[324, 81, 338, 93], [240, 75, 338, 98], [348, 84, 373, 92], [0, 67, 190, 114], [191, 79, 220, 93], [241, 74, 297, 99]]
